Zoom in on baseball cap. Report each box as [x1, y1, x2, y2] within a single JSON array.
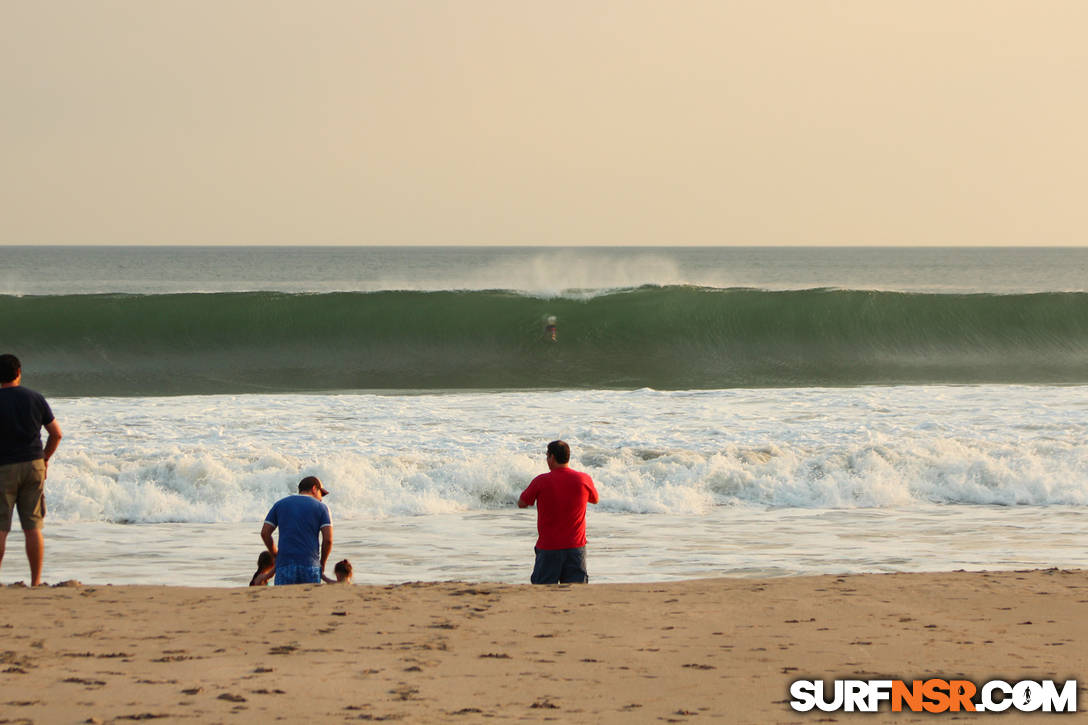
[[298, 476, 330, 496]]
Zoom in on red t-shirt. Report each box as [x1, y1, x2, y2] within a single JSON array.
[[519, 467, 599, 550]]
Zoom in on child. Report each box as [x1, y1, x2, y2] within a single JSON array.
[[333, 559, 353, 584], [249, 550, 275, 586]]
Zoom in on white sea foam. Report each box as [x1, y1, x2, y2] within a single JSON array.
[[42, 385, 1088, 525]]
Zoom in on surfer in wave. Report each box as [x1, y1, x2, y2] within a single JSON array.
[[544, 315, 557, 342]]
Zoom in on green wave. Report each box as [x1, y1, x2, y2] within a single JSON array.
[[4, 287, 1088, 395]]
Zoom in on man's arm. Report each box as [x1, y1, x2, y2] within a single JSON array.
[[260, 522, 277, 556], [42, 419, 62, 478], [517, 479, 537, 508], [252, 568, 275, 586], [319, 525, 332, 574]]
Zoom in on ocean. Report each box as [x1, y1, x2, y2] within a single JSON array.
[[2, 246, 1087, 586]]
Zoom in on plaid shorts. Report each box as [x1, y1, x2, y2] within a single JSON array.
[[274, 563, 321, 585]]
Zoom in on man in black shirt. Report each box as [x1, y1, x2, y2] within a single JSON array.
[[0, 354, 62, 586]]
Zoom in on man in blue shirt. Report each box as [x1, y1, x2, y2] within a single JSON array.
[[1, 354, 62, 587], [261, 476, 333, 585]]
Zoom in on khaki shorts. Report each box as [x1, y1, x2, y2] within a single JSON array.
[[0, 459, 46, 532]]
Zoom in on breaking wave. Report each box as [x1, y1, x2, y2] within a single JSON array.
[[5, 287, 1088, 395]]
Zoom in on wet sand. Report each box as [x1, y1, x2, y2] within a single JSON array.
[[1, 570, 1086, 723]]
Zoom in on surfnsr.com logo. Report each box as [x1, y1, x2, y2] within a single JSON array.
[[790, 679, 1077, 713]]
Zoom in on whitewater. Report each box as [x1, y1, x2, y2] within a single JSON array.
[[34, 384, 1088, 585], [3, 246, 1087, 586]]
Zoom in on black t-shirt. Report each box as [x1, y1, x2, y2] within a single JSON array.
[[0, 386, 55, 465]]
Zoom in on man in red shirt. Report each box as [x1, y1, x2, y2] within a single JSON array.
[[518, 440, 599, 584]]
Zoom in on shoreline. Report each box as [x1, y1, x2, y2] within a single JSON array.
[[28, 504, 1088, 587], [3, 569, 1086, 723]]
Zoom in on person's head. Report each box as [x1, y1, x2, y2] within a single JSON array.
[[0, 354, 21, 385], [333, 559, 353, 583], [546, 440, 570, 469], [250, 549, 276, 586], [298, 476, 330, 499]]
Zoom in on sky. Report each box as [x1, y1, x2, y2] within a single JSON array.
[[3, 1, 1087, 246]]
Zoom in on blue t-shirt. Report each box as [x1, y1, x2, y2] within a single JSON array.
[[0, 386, 55, 465], [264, 495, 332, 568]]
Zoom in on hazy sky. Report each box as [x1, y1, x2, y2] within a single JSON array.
[[3, 1, 1087, 246]]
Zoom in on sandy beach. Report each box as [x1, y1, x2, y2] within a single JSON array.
[[1, 569, 1085, 724]]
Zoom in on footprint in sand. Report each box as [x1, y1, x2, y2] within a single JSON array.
[[114, 712, 171, 720], [217, 693, 247, 703], [530, 700, 559, 709], [268, 644, 299, 655], [62, 677, 107, 688], [389, 685, 420, 701]]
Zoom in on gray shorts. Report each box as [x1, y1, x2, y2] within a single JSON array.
[[0, 459, 46, 532], [531, 546, 588, 584]]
